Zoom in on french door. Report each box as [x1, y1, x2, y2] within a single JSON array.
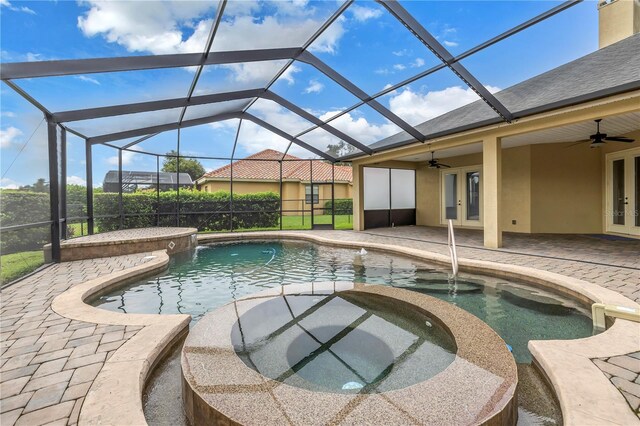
[[606, 148, 640, 236], [441, 166, 482, 227]]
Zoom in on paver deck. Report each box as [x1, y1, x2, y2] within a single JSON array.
[[1, 227, 638, 425]]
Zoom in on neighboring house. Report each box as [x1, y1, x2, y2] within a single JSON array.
[[196, 150, 352, 214], [102, 171, 193, 193]]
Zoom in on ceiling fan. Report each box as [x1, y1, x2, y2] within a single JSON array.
[[569, 119, 635, 148], [427, 151, 451, 168]]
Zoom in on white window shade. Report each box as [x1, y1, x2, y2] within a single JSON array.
[[391, 169, 416, 209], [364, 167, 390, 210]]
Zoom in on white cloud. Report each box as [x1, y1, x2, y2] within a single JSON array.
[[67, 175, 87, 186], [25, 52, 42, 62], [77, 1, 213, 55], [77, 1, 345, 83], [411, 58, 425, 68], [106, 150, 138, 166], [443, 40, 458, 48], [350, 5, 383, 22], [392, 49, 411, 57], [236, 120, 292, 155], [388, 85, 501, 126], [76, 75, 101, 85], [0, 126, 22, 148], [0, 177, 22, 189], [393, 64, 406, 71], [1, 0, 35, 14], [303, 79, 324, 94], [1, 111, 16, 118], [222, 62, 300, 86], [319, 111, 398, 145]]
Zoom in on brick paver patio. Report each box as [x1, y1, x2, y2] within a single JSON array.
[[1, 254, 153, 426], [0, 227, 638, 425]]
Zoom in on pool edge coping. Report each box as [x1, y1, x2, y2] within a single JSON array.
[[48, 231, 639, 426]]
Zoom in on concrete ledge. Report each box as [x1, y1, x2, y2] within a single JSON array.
[[46, 227, 198, 262], [199, 231, 640, 425], [51, 250, 191, 425]]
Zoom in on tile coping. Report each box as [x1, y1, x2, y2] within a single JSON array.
[[46, 231, 639, 426]]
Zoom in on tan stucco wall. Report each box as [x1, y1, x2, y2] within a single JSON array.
[[415, 147, 532, 233], [599, 0, 640, 48], [530, 143, 603, 233]]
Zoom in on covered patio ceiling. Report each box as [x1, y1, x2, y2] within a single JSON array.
[[0, 0, 586, 163], [395, 110, 640, 161]]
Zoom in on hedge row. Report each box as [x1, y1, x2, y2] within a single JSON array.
[[324, 198, 353, 215], [94, 190, 280, 232], [1, 191, 51, 254]]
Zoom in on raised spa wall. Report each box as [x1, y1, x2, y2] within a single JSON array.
[[45, 227, 198, 262], [181, 283, 519, 426]]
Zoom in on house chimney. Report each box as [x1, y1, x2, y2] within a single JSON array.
[[598, 0, 640, 48]]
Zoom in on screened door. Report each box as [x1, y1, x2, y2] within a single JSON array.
[[311, 183, 334, 230], [606, 148, 640, 236]]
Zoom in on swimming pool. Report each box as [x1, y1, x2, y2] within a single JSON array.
[[114, 240, 594, 425], [93, 240, 594, 364]]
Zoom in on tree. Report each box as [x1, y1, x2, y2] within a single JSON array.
[[327, 141, 358, 158], [19, 178, 48, 193], [161, 150, 206, 181]]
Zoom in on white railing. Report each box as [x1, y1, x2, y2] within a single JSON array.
[[447, 219, 459, 277]]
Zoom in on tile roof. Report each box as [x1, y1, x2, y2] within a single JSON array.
[[362, 33, 640, 154], [199, 149, 352, 183]]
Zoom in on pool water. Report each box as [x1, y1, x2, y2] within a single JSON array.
[[93, 240, 595, 364]]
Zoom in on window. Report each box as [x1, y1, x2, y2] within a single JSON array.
[[305, 184, 319, 204]]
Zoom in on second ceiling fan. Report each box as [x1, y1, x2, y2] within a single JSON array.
[[427, 151, 451, 169], [569, 119, 635, 148]]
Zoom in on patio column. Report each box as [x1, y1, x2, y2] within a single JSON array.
[[352, 163, 364, 231], [483, 135, 502, 248]]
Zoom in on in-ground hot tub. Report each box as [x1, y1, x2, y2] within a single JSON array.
[[181, 282, 518, 425]]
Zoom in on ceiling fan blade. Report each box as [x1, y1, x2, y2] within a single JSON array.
[[565, 140, 591, 148], [604, 136, 635, 143], [440, 163, 451, 168]]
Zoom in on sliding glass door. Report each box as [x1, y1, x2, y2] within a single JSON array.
[[606, 148, 640, 236]]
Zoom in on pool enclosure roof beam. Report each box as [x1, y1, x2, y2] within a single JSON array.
[[0, 48, 302, 80], [0, 0, 583, 159], [278, 0, 581, 143], [51, 89, 265, 123], [261, 92, 372, 155], [178, 0, 227, 125], [378, 0, 514, 122], [297, 51, 427, 143], [86, 110, 336, 162]]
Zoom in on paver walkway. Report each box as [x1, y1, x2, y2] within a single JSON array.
[[0, 227, 638, 425], [1, 253, 153, 426]]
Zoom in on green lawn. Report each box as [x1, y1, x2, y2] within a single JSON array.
[[281, 214, 353, 230], [1, 250, 44, 285]]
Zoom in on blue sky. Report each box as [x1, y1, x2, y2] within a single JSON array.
[[1, 0, 598, 189]]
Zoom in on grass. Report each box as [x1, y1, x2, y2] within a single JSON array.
[[0, 250, 44, 285], [199, 214, 354, 233]]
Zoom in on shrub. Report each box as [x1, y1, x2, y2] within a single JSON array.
[[324, 198, 353, 215], [0, 191, 50, 254], [95, 190, 280, 232]]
